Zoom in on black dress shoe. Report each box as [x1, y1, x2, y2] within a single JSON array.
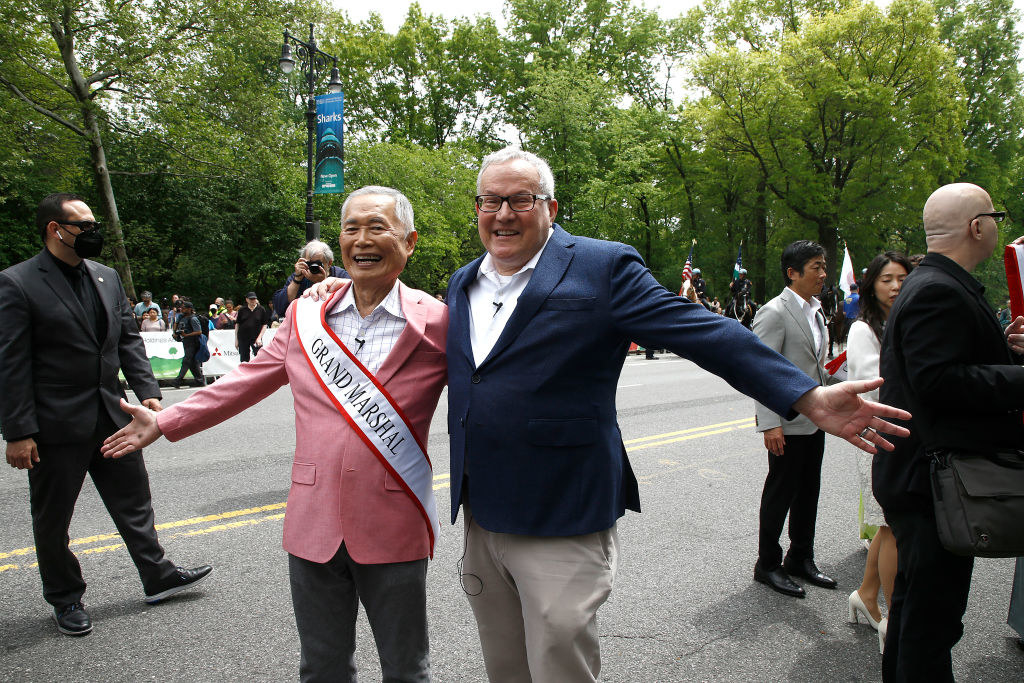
[[53, 602, 92, 636], [784, 558, 838, 589], [144, 564, 213, 604], [754, 561, 805, 598]]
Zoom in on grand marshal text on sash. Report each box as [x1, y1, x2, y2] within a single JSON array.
[[293, 295, 440, 554]]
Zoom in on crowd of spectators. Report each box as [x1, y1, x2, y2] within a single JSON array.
[[125, 291, 277, 335]]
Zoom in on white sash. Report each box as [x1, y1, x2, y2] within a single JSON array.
[[293, 294, 439, 556]]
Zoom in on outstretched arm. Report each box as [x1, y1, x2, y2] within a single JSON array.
[[102, 399, 163, 459], [792, 378, 911, 454]]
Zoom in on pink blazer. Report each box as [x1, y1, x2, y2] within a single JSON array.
[[156, 281, 448, 564]]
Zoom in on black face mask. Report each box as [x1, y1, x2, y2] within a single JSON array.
[[58, 227, 104, 258]]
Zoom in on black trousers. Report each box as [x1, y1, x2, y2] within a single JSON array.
[[882, 506, 974, 682], [237, 336, 259, 363], [757, 430, 825, 569], [27, 412, 176, 608], [176, 343, 204, 384]]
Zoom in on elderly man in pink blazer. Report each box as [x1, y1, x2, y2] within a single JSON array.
[[103, 186, 447, 682]]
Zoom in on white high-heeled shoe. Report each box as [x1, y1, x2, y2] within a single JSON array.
[[848, 590, 882, 630], [878, 617, 888, 654]]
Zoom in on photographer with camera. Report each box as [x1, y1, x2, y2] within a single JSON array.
[[271, 240, 347, 318]]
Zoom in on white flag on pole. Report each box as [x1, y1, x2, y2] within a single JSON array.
[[839, 245, 856, 297]]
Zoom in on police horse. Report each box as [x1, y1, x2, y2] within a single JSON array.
[[820, 286, 847, 359], [726, 290, 754, 328]]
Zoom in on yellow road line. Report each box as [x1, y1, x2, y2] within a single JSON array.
[[156, 502, 288, 531], [171, 513, 285, 538], [1, 418, 755, 567], [627, 426, 744, 452], [0, 501, 290, 561], [623, 418, 754, 445]]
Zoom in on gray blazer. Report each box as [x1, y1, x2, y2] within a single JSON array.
[[0, 249, 160, 444], [752, 288, 838, 434]]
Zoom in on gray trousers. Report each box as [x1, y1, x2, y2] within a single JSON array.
[[1010, 557, 1024, 637], [288, 544, 429, 683]]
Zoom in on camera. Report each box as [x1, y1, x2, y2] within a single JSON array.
[[308, 260, 324, 275]]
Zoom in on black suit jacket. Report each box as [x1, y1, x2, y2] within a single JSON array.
[[0, 249, 160, 445], [874, 253, 1024, 513]]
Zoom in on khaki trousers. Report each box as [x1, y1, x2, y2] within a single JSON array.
[[462, 508, 619, 683]]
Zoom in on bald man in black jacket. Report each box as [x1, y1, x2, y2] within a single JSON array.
[[875, 183, 1024, 680]]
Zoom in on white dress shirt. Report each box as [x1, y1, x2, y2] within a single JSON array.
[[467, 228, 553, 367], [325, 281, 405, 373], [787, 286, 824, 355]]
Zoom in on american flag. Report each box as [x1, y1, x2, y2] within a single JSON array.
[[681, 242, 695, 282], [679, 241, 695, 296]]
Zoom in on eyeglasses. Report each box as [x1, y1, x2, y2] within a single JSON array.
[[972, 211, 1005, 223], [475, 194, 550, 213], [59, 220, 102, 232]]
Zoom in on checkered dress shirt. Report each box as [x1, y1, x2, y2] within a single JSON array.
[[325, 281, 406, 373]]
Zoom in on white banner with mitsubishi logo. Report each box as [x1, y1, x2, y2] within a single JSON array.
[[131, 330, 278, 379]]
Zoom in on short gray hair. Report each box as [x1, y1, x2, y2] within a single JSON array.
[[301, 239, 334, 263], [341, 186, 415, 237], [476, 147, 555, 198]]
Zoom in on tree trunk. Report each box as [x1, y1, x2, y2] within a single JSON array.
[[753, 178, 768, 302], [639, 193, 653, 266], [83, 105, 135, 298], [51, 11, 135, 297], [817, 217, 838, 289]]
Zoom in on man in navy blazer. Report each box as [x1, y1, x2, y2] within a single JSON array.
[[444, 147, 910, 682]]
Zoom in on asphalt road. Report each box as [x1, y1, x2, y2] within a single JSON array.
[[2, 354, 1022, 682]]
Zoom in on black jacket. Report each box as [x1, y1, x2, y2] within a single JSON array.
[[0, 249, 160, 444], [874, 253, 1024, 513]]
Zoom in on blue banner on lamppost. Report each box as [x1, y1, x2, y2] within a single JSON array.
[[315, 92, 344, 194]]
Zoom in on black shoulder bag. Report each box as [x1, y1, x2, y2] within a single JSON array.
[[930, 448, 1024, 557]]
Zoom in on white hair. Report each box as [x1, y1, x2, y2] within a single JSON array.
[[341, 186, 415, 237], [477, 146, 555, 198], [300, 239, 334, 263]]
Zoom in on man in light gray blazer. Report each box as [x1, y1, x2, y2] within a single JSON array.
[[752, 240, 841, 598]]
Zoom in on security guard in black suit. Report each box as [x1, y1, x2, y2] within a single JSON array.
[[0, 193, 211, 636]]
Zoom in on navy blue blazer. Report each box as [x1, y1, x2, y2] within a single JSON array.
[[446, 226, 817, 536]]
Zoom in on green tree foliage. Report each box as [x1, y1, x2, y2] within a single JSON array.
[[932, 0, 1024, 299], [325, 5, 509, 149], [935, 0, 1024, 199], [0, 0, 1020, 307], [693, 0, 967, 291]]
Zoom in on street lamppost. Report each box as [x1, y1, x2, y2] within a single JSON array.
[[279, 24, 343, 242]]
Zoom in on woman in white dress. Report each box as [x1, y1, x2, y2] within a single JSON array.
[[847, 251, 911, 653]]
